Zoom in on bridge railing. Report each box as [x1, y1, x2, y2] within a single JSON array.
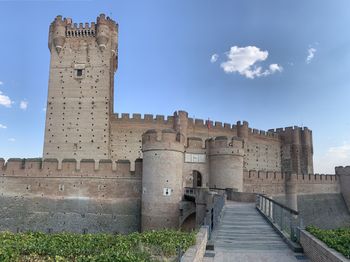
[[203, 193, 225, 238], [256, 194, 303, 243]]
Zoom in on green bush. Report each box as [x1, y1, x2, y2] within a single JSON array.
[[306, 225, 350, 258], [0, 230, 196, 262]]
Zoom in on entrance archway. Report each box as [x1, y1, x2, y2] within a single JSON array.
[[193, 170, 202, 188]]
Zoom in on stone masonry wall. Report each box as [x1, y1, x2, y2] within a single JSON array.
[[44, 15, 117, 162], [243, 170, 340, 195], [111, 113, 282, 172], [0, 158, 141, 233]]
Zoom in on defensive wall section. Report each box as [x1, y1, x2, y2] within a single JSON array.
[[335, 166, 350, 211], [0, 155, 340, 233], [0, 158, 141, 233], [110, 112, 313, 174], [243, 171, 340, 195]]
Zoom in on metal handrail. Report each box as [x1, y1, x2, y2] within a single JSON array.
[[256, 194, 302, 243], [257, 194, 299, 215]]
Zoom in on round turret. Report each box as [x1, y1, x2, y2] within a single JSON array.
[[208, 136, 244, 191], [285, 173, 298, 210], [51, 15, 66, 53], [292, 127, 301, 145], [96, 14, 111, 51], [237, 121, 249, 139], [302, 127, 312, 146], [173, 110, 188, 146], [141, 129, 185, 231]]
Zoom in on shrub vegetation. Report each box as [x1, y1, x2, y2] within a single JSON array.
[[0, 230, 196, 262], [306, 225, 350, 258]]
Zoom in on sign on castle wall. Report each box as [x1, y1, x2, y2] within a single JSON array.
[[185, 153, 206, 163]]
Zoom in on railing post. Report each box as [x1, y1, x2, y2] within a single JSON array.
[[280, 206, 284, 232]]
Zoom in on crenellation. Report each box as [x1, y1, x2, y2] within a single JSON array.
[[194, 119, 205, 126], [155, 115, 164, 122], [214, 121, 222, 127], [116, 160, 131, 176], [132, 113, 141, 120], [121, 113, 130, 119], [0, 158, 141, 178], [144, 114, 154, 121], [224, 123, 231, 129]]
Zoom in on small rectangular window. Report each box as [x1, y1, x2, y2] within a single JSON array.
[[77, 69, 83, 77]]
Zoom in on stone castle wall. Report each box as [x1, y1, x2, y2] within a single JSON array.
[[335, 166, 350, 211], [111, 113, 282, 171], [0, 157, 340, 233], [243, 170, 340, 195], [0, 158, 141, 233]]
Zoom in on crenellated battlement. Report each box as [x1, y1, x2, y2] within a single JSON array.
[[112, 112, 280, 140], [112, 113, 175, 125], [335, 166, 350, 175], [268, 126, 311, 133], [49, 14, 118, 53], [208, 136, 245, 157], [66, 22, 96, 37], [142, 129, 184, 148], [243, 170, 338, 184], [0, 158, 141, 178]]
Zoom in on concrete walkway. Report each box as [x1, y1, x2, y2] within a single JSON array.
[[204, 201, 309, 262]]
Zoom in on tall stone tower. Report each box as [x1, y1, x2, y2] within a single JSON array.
[[43, 14, 118, 162]]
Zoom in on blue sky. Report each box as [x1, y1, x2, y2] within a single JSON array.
[[0, 0, 349, 173]]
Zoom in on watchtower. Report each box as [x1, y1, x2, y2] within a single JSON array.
[[43, 14, 118, 162]]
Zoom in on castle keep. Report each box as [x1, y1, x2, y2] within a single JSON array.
[[0, 15, 348, 234]]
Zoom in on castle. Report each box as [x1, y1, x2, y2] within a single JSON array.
[[0, 15, 349, 234]]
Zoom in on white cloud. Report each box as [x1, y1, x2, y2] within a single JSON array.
[[210, 53, 219, 63], [0, 124, 7, 129], [0, 91, 12, 107], [8, 138, 15, 142], [314, 142, 350, 174], [0, 81, 3, 85], [306, 47, 316, 64], [220, 46, 282, 79], [43, 107, 46, 112], [20, 100, 28, 110]]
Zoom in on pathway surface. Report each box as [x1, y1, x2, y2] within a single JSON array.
[[204, 201, 309, 262]]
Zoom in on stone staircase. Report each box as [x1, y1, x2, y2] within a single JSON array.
[[206, 201, 309, 261]]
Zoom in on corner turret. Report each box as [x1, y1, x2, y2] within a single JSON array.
[[273, 126, 314, 175], [237, 121, 249, 139], [173, 110, 188, 146], [49, 15, 66, 53]]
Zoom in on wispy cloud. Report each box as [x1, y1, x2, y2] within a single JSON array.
[[314, 142, 350, 174], [220, 46, 282, 79], [210, 53, 219, 63], [0, 90, 12, 107], [43, 107, 46, 112], [8, 138, 15, 142], [20, 100, 28, 110], [0, 81, 3, 85], [306, 47, 317, 64], [0, 124, 7, 129]]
